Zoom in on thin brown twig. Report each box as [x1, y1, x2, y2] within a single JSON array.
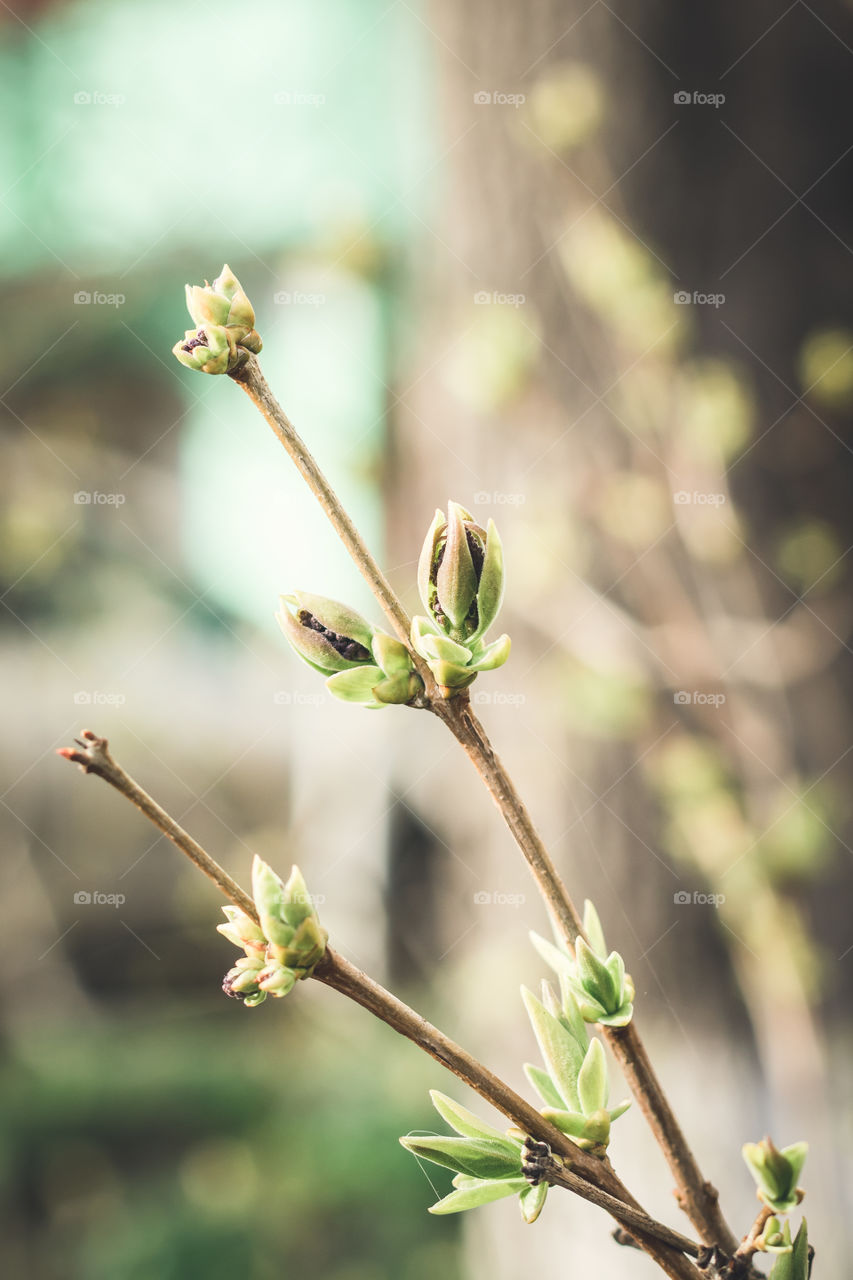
[[435, 696, 737, 1251], [315, 950, 701, 1278], [57, 731, 257, 923], [228, 359, 737, 1252], [57, 731, 701, 1279], [729, 1204, 774, 1273], [541, 1153, 701, 1258], [229, 357, 433, 693], [434, 697, 737, 1252]]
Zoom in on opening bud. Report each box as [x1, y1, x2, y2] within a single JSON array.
[[418, 502, 505, 644], [277, 592, 375, 675]]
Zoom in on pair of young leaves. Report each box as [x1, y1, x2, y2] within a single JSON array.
[[401, 956, 631, 1224], [401, 1091, 548, 1224]]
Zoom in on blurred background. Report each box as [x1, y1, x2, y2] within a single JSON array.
[[2, 0, 853, 1275]]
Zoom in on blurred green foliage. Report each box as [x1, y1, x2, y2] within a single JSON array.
[[1, 1013, 462, 1280]]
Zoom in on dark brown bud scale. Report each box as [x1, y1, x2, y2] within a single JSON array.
[[297, 609, 371, 662], [521, 1137, 552, 1187], [222, 972, 246, 999], [182, 330, 209, 353]]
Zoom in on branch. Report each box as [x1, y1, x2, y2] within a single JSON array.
[[229, 357, 433, 692], [58, 731, 257, 922], [435, 696, 738, 1252], [229, 359, 738, 1252], [58, 731, 701, 1280], [525, 1141, 700, 1258], [721, 1205, 774, 1279]]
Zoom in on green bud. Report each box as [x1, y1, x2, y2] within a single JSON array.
[[285, 621, 425, 709], [466, 633, 512, 672], [277, 592, 375, 675], [436, 501, 479, 631], [222, 957, 264, 1000], [276, 915, 327, 971], [575, 938, 618, 1009], [532, 922, 634, 1028], [417, 502, 506, 644], [565, 939, 634, 1028], [257, 963, 297, 997], [429, 659, 479, 693], [281, 865, 315, 928], [372, 671, 424, 705], [185, 284, 230, 329], [416, 633, 473, 667], [186, 264, 256, 332], [370, 630, 414, 676], [326, 665, 386, 709], [173, 264, 262, 376], [216, 905, 266, 951], [742, 1139, 807, 1213], [251, 856, 292, 948], [219, 856, 328, 1001], [759, 1218, 792, 1255], [173, 323, 234, 375], [410, 613, 509, 695]]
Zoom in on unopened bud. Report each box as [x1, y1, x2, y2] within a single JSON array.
[[418, 502, 505, 644], [173, 264, 262, 375]]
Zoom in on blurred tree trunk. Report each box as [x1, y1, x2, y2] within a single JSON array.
[[386, 0, 853, 1268]]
